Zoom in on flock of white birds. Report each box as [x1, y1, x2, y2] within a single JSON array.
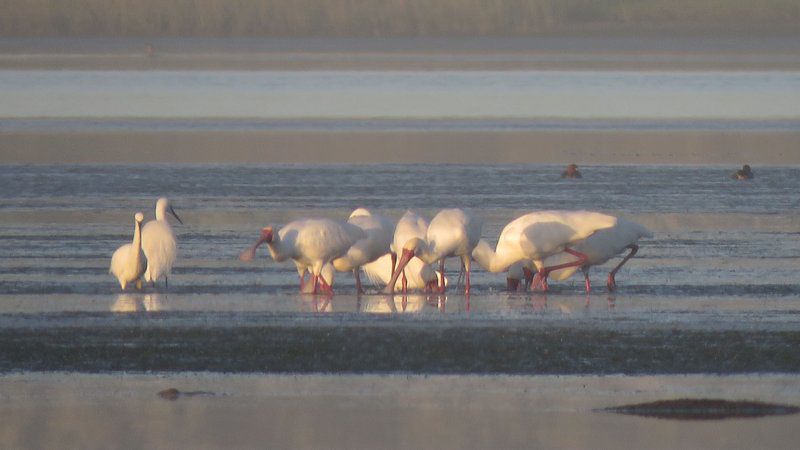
[[111, 200, 652, 295]]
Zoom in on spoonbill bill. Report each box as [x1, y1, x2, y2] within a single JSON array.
[[239, 218, 365, 294], [142, 197, 183, 287], [109, 212, 147, 290]]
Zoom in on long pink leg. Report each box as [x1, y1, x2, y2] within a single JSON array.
[[318, 274, 334, 294], [534, 248, 588, 292], [311, 273, 319, 294], [583, 268, 592, 293], [401, 270, 408, 294], [607, 244, 638, 291], [438, 259, 446, 293]]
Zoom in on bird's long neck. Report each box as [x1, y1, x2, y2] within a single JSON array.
[[132, 220, 143, 266], [264, 233, 288, 262], [155, 203, 166, 221], [471, 239, 521, 273]]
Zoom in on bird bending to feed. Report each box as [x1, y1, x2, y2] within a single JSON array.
[[331, 208, 394, 294], [362, 253, 444, 292], [505, 260, 535, 291], [388, 210, 430, 294], [239, 218, 365, 294], [142, 197, 183, 287], [471, 210, 618, 292], [542, 217, 652, 292], [384, 208, 482, 295], [110, 212, 147, 290]]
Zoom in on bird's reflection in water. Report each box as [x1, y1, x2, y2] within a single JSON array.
[[294, 293, 334, 313], [111, 293, 165, 312], [530, 294, 548, 312], [606, 295, 617, 310], [361, 294, 428, 314]]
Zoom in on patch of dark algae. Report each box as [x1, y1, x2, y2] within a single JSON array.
[[601, 399, 800, 420], [1, 319, 800, 374]]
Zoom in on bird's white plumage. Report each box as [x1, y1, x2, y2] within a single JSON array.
[[142, 197, 181, 284], [392, 210, 429, 254], [110, 212, 147, 290], [384, 208, 482, 294], [241, 218, 366, 293], [472, 210, 618, 273], [544, 217, 653, 281], [332, 208, 394, 272]]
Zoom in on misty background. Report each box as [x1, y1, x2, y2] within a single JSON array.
[[3, 0, 798, 37]]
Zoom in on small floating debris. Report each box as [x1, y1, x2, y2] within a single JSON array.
[[601, 398, 800, 420], [157, 388, 215, 401]]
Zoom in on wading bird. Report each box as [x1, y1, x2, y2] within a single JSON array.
[[542, 217, 652, 292], [142, 197, 183, 287], [239, 218, 365, 294], [471, 210, 617, 292], [385, 208, 482, 294], [110, 212, 147, 290], [331, 208, 394, 294]]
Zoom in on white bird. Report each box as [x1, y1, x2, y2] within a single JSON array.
[[142, 197, 183, 287], [362, 253, 444, 292], [385, 208, 482, 294], [471, 210, 618, 292], [331, 208, 395, 294], [109, 212, 147, 290], [541, 217, 653, 292], [387, 210, 430, 294], [239, 218, 365, 294]]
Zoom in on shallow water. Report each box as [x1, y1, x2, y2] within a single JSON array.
[[1, 164, 799, 317]]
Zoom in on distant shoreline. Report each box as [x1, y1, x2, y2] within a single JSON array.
[[1, 35, 798, 71], [3, 130, 798, 165]]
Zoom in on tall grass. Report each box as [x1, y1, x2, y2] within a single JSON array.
[[2, 0, 798, 36]]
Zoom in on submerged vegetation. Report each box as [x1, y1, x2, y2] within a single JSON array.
[[2, 0, 799, 37]]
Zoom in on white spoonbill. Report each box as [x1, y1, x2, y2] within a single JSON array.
[[109, 212, 147, 290], [332, 208, 395, 294], [385, 208, 482, 294], [142, 197, 183, 287], [388, 210, 430, 294], [239, 218, 365, 294], [362, 253, 444, 292], [541, 217, 652, 292], [471, 210, 618, 292]]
